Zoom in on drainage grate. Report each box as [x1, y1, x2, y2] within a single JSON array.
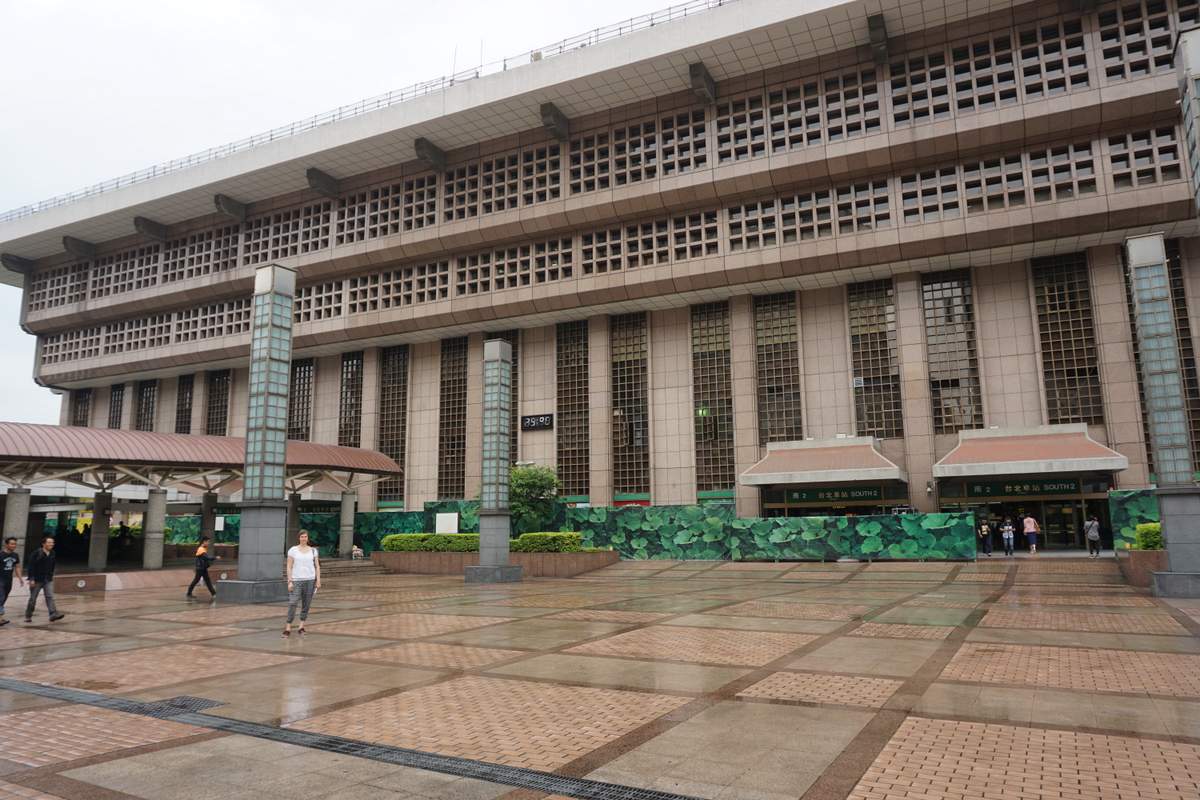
[[0, 678, 701, 800]]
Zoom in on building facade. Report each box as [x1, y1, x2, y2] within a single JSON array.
[[4, 0, 1200, 550]]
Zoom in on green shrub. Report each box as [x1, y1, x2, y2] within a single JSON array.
[[1134, 522, 1164, 550], [511, 532, 583, 553], [511, 465, 561, 534], [380, 533, 480, 552]]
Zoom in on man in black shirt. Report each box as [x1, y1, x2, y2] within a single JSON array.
[[25, 536, 64, 623], [0, 536, 23, 626]]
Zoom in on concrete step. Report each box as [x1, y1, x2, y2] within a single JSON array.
[[320, 560, 388, 578]]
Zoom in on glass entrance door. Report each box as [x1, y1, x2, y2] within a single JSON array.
[[1042, 502, 1081, 549]]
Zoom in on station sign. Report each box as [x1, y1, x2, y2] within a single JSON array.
[[967, 478, 1080, 497]]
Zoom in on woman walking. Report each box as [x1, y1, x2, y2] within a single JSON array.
[[187, 537, 219, 600], [1000, 517, 1016, 557], [283, 530, 320, 637], [1023, 514, 1040, 555]]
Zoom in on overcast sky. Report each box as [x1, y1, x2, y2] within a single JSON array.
[[0, 0, 665, 424]]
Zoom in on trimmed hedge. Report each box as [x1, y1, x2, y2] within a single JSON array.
[[379, 532, 583, 553], [1135, 522, 1164, 550]]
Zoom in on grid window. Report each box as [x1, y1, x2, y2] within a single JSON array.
[[347, 261, 450, 312], [134, 381, 157, 432], [624, 220, 670, 268], [162, 226, 240, 283], [294, 281, 344, 323], [241, 216, 272, 266], [715, 93, 767, 163], [486, 331, 521, 464], [890, 51, 951, 125], [922, 271, 983, 434], [39, 328, 101, 366], [901, 167, 961, 223], [26, 262, 88, 312], [103, 314, 172, 354], [780, 189, 834, 241], [612, 122, 657, 186], [727, 200, 778, 251], [403, 174, 437, 230], [287, 359, 314, 441], [90, 245, 160, 297], [438, 338, 468, 499], [174, 299, 251, 343], [1097, 0, 1176, 80], [377, 345, 409, 503], [768, 69, 881, 152], [1029, 141, 1096, 202], [481, 153, 520, 213], [556, 321, 590, 498], [581, 227, 625, 275], [1108, 127, 1182, 189], [963, 154, 1026, 213], [443, 164, 480, 222], [174, 375, 194, 434], [672, 211, 720, 261], [691, 302, 735, 492], [951, 36, 1017, 112], [534, 238, 573, 283], [660, 110, 707, 175], [335, 183, 404, 244], [1019, 18, 1089, 98], [205, 370, 231, 436], [568, 132, 611, 194], [108, 384, 125, 430], [70, 389, 92, 427], [848, 280, 904, 438], [611, 313, 650, 495], [1032, 253, 1105, 424], [836, 180, 891, 233], [338, 352, 364, 448], [754, 293, 803, 444], [522, 144, 562, 205], [299, 202, 332, 254]]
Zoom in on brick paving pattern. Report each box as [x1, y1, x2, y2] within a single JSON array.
[[141, 605, 291, 624], [953, 572, 1007, 582], [343, 642, 526, 669], [288, 675, 687, 771], [309, 612, 515, 639], [706, 600, 874, 620], [566, 625, 815, 666], [0, 705, 205, 766], [980, 608, 1188, 635], [547, 609, 668, 623], [141, 625, 248, 641], [493, 594, 612, 608], [902, 598, 980, 608], [0, 628, 100, 648], [997, 593, 1156, 607], [738, 671, 902, 707], [0, 643, 298, 692], [851, 622, 956, 640], [942, 643, 1200, 697], [848, 716, 1200, 800], [0, 780, 67, 800]]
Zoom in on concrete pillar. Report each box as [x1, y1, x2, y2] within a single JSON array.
[[464, 333, 485, 499], [228, 368, 249, 438], [406, 342, 441, 509], [730, 296, 760, 517], [2, 488, 31, 562], [588, 316, 613, 507], [312, 354, 341, 445], [89, 491, 112, 571], [358, 348, 381, 513], [200, 492, 217, 539], [191, 373, 208, 435], [286, 493, 301, 549], [338, 491, 356, 557], [142, 489, 167, 569], [895, 274, 937, 512], [519, 326, 557, 469], [973, 262, 1043, 427], [801, 287, 854, 438], [649, 308, 695, 504], [119, 383, 135, 430]]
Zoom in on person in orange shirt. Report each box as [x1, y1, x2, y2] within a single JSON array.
[[186, 536, 220, 601]]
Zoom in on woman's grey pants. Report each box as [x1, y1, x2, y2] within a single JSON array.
[[286, 580, 315, 623]]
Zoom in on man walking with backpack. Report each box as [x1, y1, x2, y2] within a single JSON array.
[[1084, 515, 1102, 558], [25, 536, 64, 623]]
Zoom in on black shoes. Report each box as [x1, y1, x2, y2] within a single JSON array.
[[48, 613, 65, 622]]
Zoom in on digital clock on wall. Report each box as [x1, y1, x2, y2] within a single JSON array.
[[521, 414, 554, 431]]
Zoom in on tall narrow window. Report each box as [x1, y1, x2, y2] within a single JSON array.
[[70, 389, 91, 427], [287, 358, 314, 441], [848, 280, 904, 438], [107, 384, 125, 429], [205, 370, 231, 436], [338, 352, 364, 448], [611, 313, 650, 497], [174, 375, 194, 434], [135, 380, 157, 432], [1032, 253, 1104, 424], [438, 337, 468, 499], [485, 331, 520, 463], [753, 293, 803, 444], [557, 321, 590, 498], [922, 271, 983, 434], [378, 346, 409, 503], [691, 302, 735, 492]]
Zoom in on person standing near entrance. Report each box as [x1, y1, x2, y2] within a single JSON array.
[[187, 537, 220, 600], [0, 537, 24, 626], [1000, 517, 1016, 557], [977, 518, 993, 557], [1023, 514, 1040, 555], [282, 530, 320, 638], [1084, 515, 1102, 558], [25, 536, 64, 623]]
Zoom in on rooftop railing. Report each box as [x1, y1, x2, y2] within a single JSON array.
[[1, 0, 733, 225]]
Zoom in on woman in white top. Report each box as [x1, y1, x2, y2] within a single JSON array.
[[283, 530, 321, 637]]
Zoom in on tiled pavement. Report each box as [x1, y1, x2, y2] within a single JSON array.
[[1, 555, 1198, 800]]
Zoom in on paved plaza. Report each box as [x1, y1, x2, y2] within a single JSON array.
[[0, 558, 1198, 800]]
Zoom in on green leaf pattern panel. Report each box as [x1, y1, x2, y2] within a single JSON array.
[[1107, 489, 1159, 551]]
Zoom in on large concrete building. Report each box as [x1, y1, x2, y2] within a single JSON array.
[[2, 0, 1196, 550]]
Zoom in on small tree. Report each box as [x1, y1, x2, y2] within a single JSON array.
[[510, 464, 560, 535]]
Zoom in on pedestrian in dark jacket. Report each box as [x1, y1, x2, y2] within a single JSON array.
[[187, 537, 219, 600], [25, 537, 64, 623]]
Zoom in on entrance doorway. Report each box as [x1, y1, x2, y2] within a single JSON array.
[[944, 500, 1112, 552]]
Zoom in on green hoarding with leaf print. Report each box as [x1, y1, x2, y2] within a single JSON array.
[[1107, 489, 1159, 551], [566, 506, 976, 561]]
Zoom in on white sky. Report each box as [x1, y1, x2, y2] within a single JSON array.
[[0, 0, 665, 424]]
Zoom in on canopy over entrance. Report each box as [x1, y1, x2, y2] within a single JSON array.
[[933, 424, 1128, 479], [740, 437, 907, 486]]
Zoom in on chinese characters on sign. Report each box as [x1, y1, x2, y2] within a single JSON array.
[[967, 479, 1080, 497], [787, 487, 882, 503]]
